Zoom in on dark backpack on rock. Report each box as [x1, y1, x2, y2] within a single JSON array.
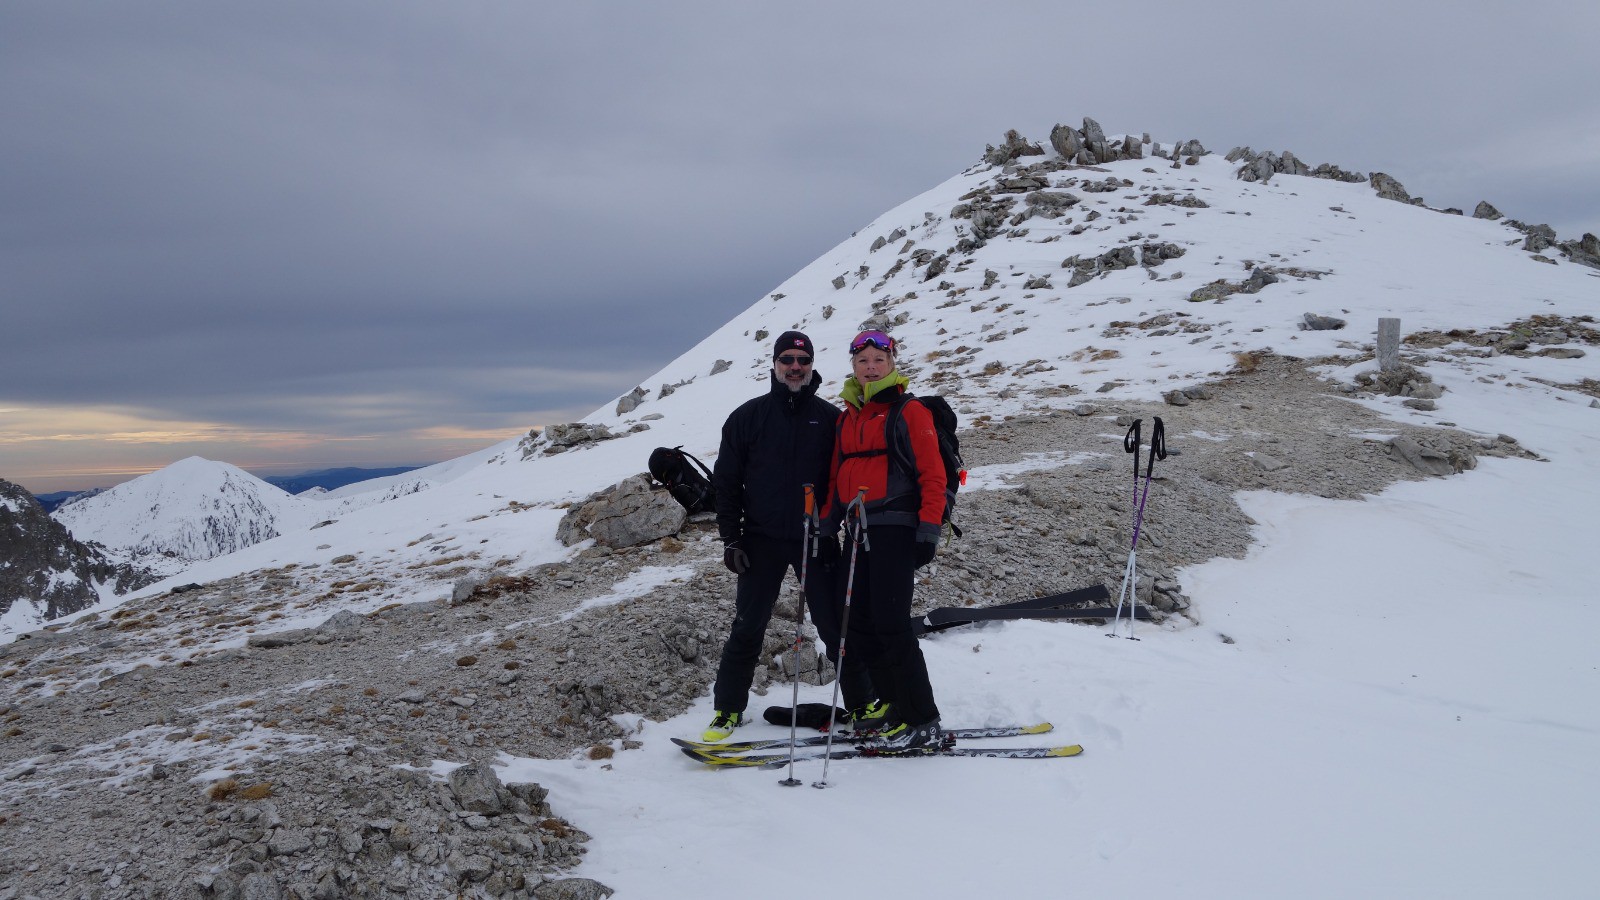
[[648, 446, 716, 514]]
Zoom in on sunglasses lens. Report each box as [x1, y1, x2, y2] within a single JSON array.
[[778, 355, 811, 365]]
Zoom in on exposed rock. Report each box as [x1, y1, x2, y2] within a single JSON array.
[[1473, 201, 1503, 220], [1049, 122, 1085, 160], [983, 129, 1045, 165], [448, 761, 508, 814], [1187, 280, 1237, 303], [1389, 436, 1454, 476], [1230, 147, 1364, 185], [1370, 172, 1414, 203], [451, 575, 486, 605], [1300, 313, 1346, 331], [615, 387, 648, 416], [1023, 190, 1081, 217], [535, 878, 616, 900], [1140, 243, 1186, 266], [1143, 192, 1210, 208], [1238, 268, 1280, 295], [1250, 453, 1288, 473], [238, 872, 283, 900], [557, 475, 687, 548], [267, 827, 312, 856], [523, 423, 619, 459], [1557, 233, 1600, 270], [1062, 245, 1142, 286], [0, 479, 157, 628]]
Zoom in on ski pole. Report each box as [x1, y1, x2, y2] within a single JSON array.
[[1112, 417, 1167, 639], [1110, 420, 1142, 638], [780, 484, 819, 787], [814, 487, 869, 790]]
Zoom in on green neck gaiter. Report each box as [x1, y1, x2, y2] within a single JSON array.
[[840, 370, 909, 408]]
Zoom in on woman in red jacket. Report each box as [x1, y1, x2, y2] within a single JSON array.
[[825, 330, 947, 751]]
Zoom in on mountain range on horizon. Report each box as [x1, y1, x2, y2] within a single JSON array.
[[31, 464, 430, 513]]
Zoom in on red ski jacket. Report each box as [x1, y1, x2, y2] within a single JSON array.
[[824, 386, 947, 531]]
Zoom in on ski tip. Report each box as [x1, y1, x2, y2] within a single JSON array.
[[673, 736, 763, 753], [1021, 722, 1054, 735], [673, 737, 736, 753], [1048, 744, 1085, 757], [680, 746, 794, 768], [679, 746, 758, 766]]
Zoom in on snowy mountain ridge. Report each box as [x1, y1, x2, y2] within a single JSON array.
[[51, 456, 315, 567], [1, 119, 1597, 898], [29, 120, 1600, 630]]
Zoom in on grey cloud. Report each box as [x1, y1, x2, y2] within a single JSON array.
[[3, 0, 1598, 489]]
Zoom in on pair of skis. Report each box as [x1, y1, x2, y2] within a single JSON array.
[[911, 583, 1153, 636], [675, 722, 1082, 769]]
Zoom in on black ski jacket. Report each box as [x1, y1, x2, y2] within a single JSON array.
[[713, 371, 841, 544]]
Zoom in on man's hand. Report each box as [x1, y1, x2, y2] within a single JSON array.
[[723, 543, 750, 575], [815, 531, 841, 567]]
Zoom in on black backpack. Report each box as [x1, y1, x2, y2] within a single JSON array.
[[647, 446, 717, 515], [885, 394, 966, 536]]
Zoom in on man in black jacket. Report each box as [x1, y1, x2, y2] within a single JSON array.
[[702, 330, 876, 742]]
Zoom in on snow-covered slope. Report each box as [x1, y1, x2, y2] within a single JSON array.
[[52, 456, 316, 567], [52, 126, 1597, 614]]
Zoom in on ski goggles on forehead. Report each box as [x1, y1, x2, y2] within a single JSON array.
[[849, 331, 896, 354]]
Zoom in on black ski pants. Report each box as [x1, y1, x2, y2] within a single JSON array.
[[840, 523, 940, 727], [712, 532, 873, 714]]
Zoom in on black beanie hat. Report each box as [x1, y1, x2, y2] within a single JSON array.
[[773, 330, 814, 360]]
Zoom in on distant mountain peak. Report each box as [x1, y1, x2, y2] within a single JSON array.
[[51, 457, 309, 565]]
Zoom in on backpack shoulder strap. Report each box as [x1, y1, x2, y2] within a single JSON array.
[[884, 395, 919, 477], [675, 445, 714, 480]]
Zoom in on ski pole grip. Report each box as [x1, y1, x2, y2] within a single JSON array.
[[1147, 417, 1168, 476], [846, 487, 869, 536], [803, 483, 815, 517], [1123, 419, 1142, 454]]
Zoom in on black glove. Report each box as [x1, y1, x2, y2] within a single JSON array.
[[913, 523, 940, 568], [815, 531, 841, 567], [722, 544, 750, 575]]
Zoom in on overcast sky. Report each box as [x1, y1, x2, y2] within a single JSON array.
[[4, 1, 1597, 493]]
